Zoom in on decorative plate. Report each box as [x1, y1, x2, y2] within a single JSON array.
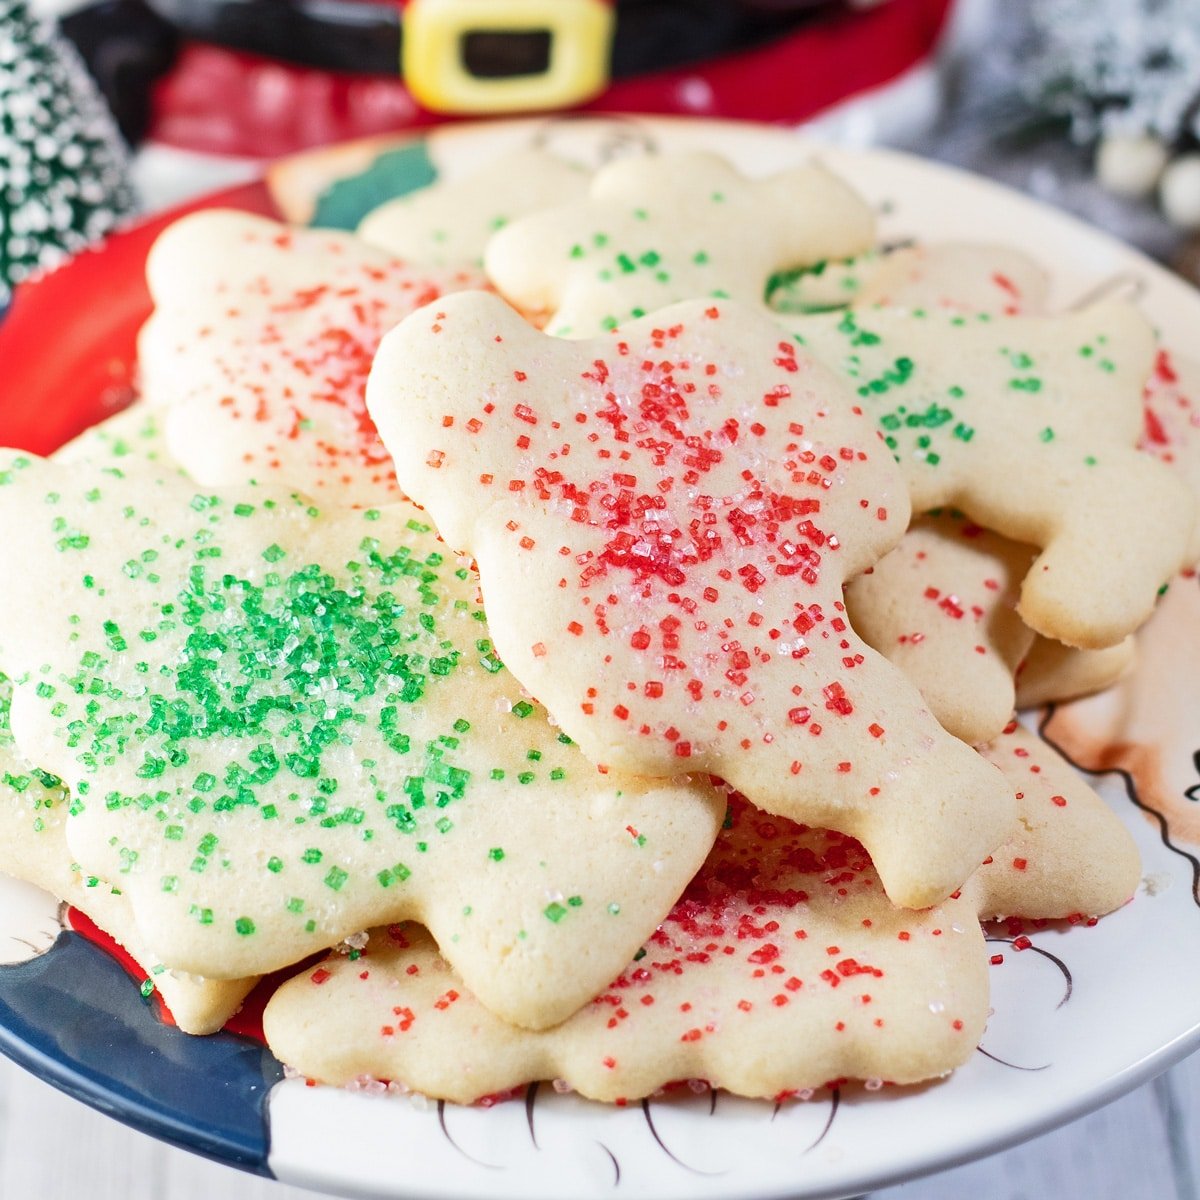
[[1, 116, 1198, 1200]]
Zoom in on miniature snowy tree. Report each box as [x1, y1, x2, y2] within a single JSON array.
[[0, 0, 137, 307]]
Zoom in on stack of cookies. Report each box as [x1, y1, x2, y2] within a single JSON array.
[[0, 143, 1194, 1105]]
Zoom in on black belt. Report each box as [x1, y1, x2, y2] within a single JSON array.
[[60, 0, 852, 145], [138, 0, 845, 81]]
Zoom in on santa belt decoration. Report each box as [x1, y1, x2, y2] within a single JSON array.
[[149, 0, 613, 114], [134, 0, 953, 157]]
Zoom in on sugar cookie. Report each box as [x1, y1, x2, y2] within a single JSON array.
[[1014, 636, 1136, 709], [795, 301, 1194, 648], [1007, 347, 1200, 707], [263, 727, 1137, 1103], [369, 292, 1015, 909], [769, 242, 1048, 319], [0, 675, 256, 1034], [358, 148, 590, 268], [969, 720, 1140, 920], [54, 403, 177, 472], [767, 252, 879, 315], [484, 151, 874, 336], [0, 454, 723, 1029], [853, 242, 1050, 316], [139, 211, 486, 506], [846, 512, 1035, 746], [1142, 348, 1200, 563], [264, 795, 988, 1104], [839, 248, 1046, 745], [837, 246, 1133, 720]]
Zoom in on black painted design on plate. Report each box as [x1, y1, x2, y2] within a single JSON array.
[[802, 1087, 840, 1155], [987, 934, 1073, 1009], [436, 1099, 502, 1170], [596, 1141, 621, 1187], [975, 1045, 1051, 1073], [1038, 706, 1200, 910], [641, 1098, 726, 1176], [1183, 750, 1200, 804], [525, 1081, 540, 1149]]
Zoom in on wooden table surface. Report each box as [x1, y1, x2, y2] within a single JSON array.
[[2, 1048, 1196, 1199]]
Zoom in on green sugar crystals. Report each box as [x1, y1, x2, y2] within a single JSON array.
[[0, 455, 692, 993], [0, 672, 68, 837]]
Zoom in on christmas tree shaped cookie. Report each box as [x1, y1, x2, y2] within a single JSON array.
[[139, 211, 486, 506], [0, 454, 723, 1030], [368, 293, 1015, 909], [0, 674, 257, 1034]]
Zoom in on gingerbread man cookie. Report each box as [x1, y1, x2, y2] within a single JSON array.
[[796, 301, 1195, 648], [484, 151, 875, 336]]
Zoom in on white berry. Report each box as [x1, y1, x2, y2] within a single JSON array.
[[1160, 154, 1200, 228], [1095, 133, 1169, 198]]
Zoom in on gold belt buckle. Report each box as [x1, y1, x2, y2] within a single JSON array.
[[403, 0, 615, 115]]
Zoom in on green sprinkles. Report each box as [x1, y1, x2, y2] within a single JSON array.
[[5, 463, 629, 963]]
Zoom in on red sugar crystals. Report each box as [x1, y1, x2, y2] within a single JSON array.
[[262, 792, 989, 1102], [143, 210, 487, 506], [370, 292, 1017, 909]]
